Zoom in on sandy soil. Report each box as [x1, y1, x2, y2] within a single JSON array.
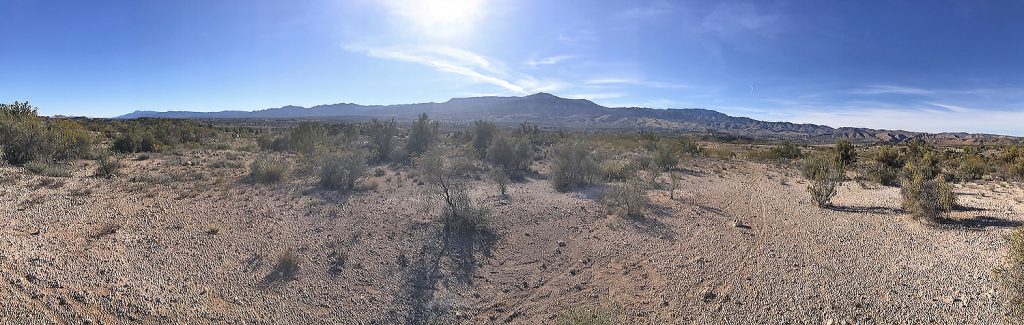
[[1, 150, 1022, 324]]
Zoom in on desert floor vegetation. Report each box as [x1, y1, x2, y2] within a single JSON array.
[[3, 109, 1024, 323]]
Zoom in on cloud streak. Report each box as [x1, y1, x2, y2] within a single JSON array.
[[345, 44, 570, 95]]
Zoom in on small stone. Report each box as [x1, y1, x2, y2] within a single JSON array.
[[557, 240, 566, 247]]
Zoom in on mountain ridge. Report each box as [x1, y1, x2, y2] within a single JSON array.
[[117, 93, 1020, 145]]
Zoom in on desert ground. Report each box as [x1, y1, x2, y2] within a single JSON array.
[[2, 146, 1022, 324]]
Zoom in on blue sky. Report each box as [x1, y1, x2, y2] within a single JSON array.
[[2, 0, 1023, 135]]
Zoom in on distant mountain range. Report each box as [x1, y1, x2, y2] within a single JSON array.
[[118, 93, 1020, 145]]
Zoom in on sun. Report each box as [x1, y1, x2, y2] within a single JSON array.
[[386, 0, 487, 39]]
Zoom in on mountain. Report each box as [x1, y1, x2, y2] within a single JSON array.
[[118, 93, 1021, 145]]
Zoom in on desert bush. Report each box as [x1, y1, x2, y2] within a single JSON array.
[[112, 128, 158, 153], [952, 153, 986, 182], [289, 121, 328, 156], [472, 120, 497, 157], [550, 139, 602, 192], [48, 118, 92, 161], [653, 141, 678, 171], [249, 157, 289, 184], [405, 113, 438, 157], [748, 142, 802, 161], [416, 147, 486, 232], [261, 251, 300, 286], [604, 178, 648, 217], [96, 155, 122, 178], [1004, 146, 1024, 180], [0, 102, 70, 165], [24, 161, 49, 175], [369, 118, 399, 162], [319, 149, 368, 191], [869, 145, 905, 186], [900, 171, 956, 222], [995, 227, 1024, 321], [601, 159, 637, 182], [487, 134, 532, 177], [834, 139, 857, 166], [491, 167, 510, 197], [803, 155, 844, 208], [679, 137, 704, 156], [555, 304, 620, 325]]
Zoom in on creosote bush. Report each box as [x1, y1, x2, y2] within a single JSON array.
[[604, 178, 648, 217], [96, 155, 123, 178], [472, 120, 497, 157], [834, 139, 857, 166], [803, 155, 844, 208], [249, 157, 289, 184], [369, 118, 399, 163], [405, 113, 438, 157], [1, 102, 92, 165], [996, 227, 1024, 321], [416, 147, 486, 233], [653, 141, 678, 171], [487, 134, 532, 178], [900, 172, 956, 222], [319, 149, 368, 191], [549, 139, 602, 192]]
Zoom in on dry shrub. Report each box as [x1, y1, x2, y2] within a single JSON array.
[[472, 120, 497, 157], [555, 304, 620, 325], [901, 173, 956, 222], [249, 157, 289, 184], [653, 141, 678, 171], [601, 159, 636, 182], [804, 155, 844, 208], [416, 147, 486, 232], [319, 149, 368, 191], [996, 228, 1024, 321], [487, 134, 532, 178], [604, 179, 648, 217], [261, 251, 300, 287], [550, 139, 602, 192], [96, 156, 122, 178]]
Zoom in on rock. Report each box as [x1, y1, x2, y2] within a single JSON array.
[[557, 240, 566, 247]]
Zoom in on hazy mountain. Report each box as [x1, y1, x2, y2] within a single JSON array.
[[118, 93, 1020, 144]]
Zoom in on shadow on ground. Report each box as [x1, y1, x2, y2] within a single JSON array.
[[382, 218, 498, 323]]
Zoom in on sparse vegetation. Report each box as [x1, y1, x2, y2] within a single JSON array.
[[369, 118, 399, 163], [604, 178, 648, 217], [96, 155, 122, 178], [472, 120, 498, 157], [996, 228, 1024, 321], [549, 139, 602, 192], [803, 155, 844, 208], [416, 147, 486, 232], [319, 149, 368, 191], [405, 113, 438, 157], [555, 304, 620, 325], [653, 141, 678, 171], [249, 157, 289, 184], [486, 134, 532, 178]]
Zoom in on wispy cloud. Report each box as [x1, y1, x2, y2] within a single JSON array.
[[526, 54, 576, 66], [701, 2, 783, 38], [585, 77, 688, 89], [344, 44, 565, 95], [849, 85, 934, 96], [564, 92, 626, 100], [619, 2, 673, 19]]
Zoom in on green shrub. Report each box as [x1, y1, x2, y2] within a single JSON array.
[[870, 145, 905, 186], [601, 159, 637, 182], [405, 113, 438, 157], [289, 121, 328, 156], [555, 305, 620, 325], [952, 153, 986, 182], [319, 149, 368, 191], [679, 137, 704, 156], [0, 102, 68, 165], [96, 156, 122, 178], [803, 155, 844, 208], [48, 118, 92, 161], [604, 178, 648, 217], [113, 128, 158, 153], [550, 139, 602, 192], [416, 147, 486, 232], [995, 228, 1024, 321], [834, 139, 857, 166], [249, 157, 289, 184], [748, 142, 802, 161], [25, 161, 49, 175], [369, 118, 399, 162], [487, 134, 532, 177], [653, 141, 678, 171], [472, 120, 497, 157], [900, 172, 956, 222]]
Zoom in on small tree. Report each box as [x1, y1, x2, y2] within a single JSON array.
[[549, 139, 602, 192], [405, 113, 438, 157], [368, 118, 399, 162], [472, 120, 497, 158]]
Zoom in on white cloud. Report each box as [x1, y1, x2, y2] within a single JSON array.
[[526, 54, 576, 66], [344, 43, 565, 95], [564, 93, 626, 100], [701, 2, 782, 38], [585, 77, 688, 89], [379, 0, 489, 39], [849, 85, 934, 96]]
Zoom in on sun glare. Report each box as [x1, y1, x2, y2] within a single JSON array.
[[387, 0, 486, 39]]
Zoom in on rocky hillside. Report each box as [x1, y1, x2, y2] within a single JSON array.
[[118, 93, 1020, 145]]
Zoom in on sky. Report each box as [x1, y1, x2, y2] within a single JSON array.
[[2, 0, 1024, 135]]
